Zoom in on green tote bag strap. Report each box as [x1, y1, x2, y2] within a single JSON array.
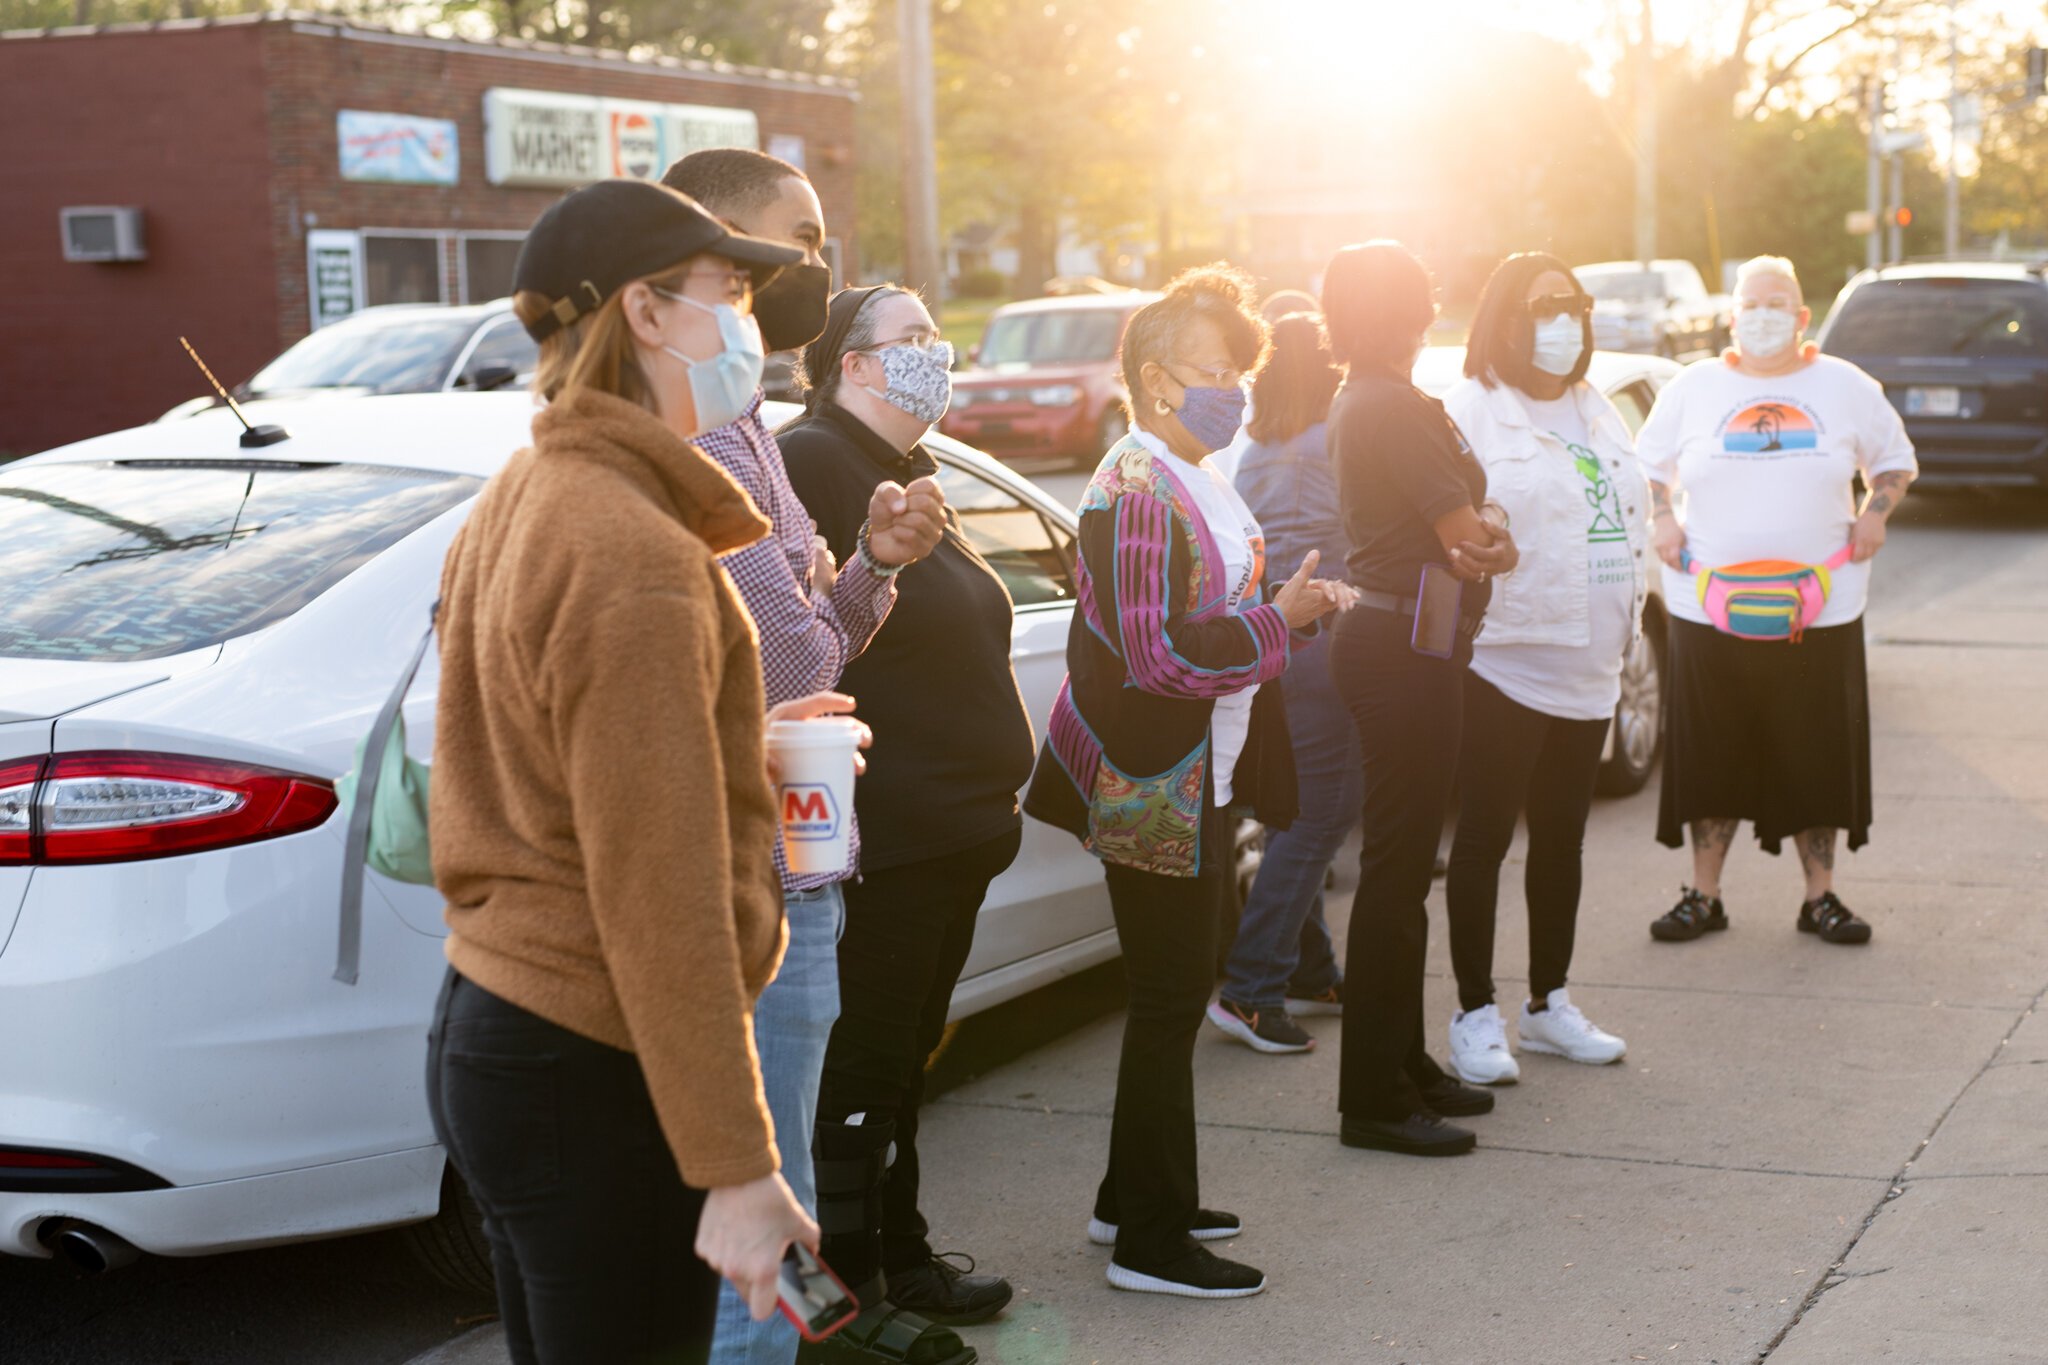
[[335, 603, 438, 986]]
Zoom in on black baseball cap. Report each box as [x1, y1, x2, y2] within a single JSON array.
[[512, 179, 804, 342]]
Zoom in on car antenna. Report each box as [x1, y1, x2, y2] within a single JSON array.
[[179, 336, 290, 448]]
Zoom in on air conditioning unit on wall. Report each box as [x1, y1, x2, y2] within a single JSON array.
[[61, 207, 147, 263]]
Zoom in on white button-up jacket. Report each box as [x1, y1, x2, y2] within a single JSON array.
[[1444, 374, 1651, 648]]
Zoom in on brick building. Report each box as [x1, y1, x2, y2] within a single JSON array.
[[0, 11, 858, 453]]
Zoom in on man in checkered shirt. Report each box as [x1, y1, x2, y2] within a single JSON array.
[[666, 148, 948, 1365]]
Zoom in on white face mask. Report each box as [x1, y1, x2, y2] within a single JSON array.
[[653, 288, 766, 435], [1735, 306, 1799, 359], [1530, 315, 1585, 377]]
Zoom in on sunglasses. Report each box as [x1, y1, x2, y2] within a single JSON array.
[[1525, 294, 1593, 322]]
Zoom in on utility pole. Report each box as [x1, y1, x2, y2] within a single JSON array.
[[1887, 152, 1905, 263], [1944, 0, 1961, 256], [1866, 75, 1884, 271], [1634, 0, 1657, 267], [897, 0, 943, 307]]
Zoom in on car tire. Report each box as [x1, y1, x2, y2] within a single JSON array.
[[403, 1164, 497, 1298], [1597, 608, 1667, 796]]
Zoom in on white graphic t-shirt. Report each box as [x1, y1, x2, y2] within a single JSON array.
[[1635, 356, 1916, 628], [1137, 430, 1267, 806], [1470, 391, 1639, 721]]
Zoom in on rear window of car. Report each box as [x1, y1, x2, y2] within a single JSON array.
[[978, 308, 1126, 366], [0, 461, 479, 662], [249, 314, 480, 396], [1825, 278, 2048, 358]]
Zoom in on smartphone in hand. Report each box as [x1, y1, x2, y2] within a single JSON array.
[[778, 1243, 859, 1343]]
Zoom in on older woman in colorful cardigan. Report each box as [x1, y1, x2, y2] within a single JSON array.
[[1024, 266, 1348, 1303]]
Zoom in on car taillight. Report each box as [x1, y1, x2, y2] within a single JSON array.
[[0, 758, 40, 865], [2, 752, 336, 866]]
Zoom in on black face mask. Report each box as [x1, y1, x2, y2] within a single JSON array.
[[752, 263, 833, 354]]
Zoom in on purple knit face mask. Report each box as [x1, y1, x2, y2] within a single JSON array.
[[1175, 383, 1248, 453]]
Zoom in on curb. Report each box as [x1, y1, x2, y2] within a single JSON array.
[[400, 1324, 507, 1365]]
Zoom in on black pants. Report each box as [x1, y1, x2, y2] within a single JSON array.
[[1090, 801, 1227, 1269], [1446, 671, 1611, 1013], [426, 970, 716, 1365], [1332, 606, 1471, 1120], [817, 825, 1022, 1275]]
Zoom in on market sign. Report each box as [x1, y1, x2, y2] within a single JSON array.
[[484, 87, 760, 189], [338, 110, 460, 186]]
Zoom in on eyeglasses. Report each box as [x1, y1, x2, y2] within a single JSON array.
[[856, 330, 945, 353], [679, 267, 755, 304], [1524, 294, 1592, 322], [1167, 358, 1245, 388]]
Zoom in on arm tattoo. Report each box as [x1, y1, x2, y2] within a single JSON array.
[[1690, 817, 1738, 854], [1796, 828, 1837, 873], [1862, 470, 1912, 520], [1651, 481, 1675, 518]]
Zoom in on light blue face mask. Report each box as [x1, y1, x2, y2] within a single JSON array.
[[654, 288, 766, 435]]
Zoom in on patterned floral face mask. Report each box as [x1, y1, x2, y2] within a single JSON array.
[[860, 339, 955, 425]]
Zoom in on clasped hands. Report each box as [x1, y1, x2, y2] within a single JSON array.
[[1274, 550, 1361, 629], [1448, 502, 1519, 583]]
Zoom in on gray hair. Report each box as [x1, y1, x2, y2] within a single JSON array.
[[1735, 255, 1800, 291], [798, 285, 913, 410]]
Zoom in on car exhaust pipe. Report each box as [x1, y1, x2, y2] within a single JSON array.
[[40, 1219, 139, 1274]]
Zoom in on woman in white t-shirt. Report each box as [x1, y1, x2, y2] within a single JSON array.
[[1637, 256, 1917, 947], [1442, 253, 1646, 1086]]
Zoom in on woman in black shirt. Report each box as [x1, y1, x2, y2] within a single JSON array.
[[1323, 242, 1519, 1157], [780, 286, 1036, 1353]]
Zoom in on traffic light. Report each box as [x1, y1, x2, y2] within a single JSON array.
[[1893, 206, 1914, 229], [2030, 46, 2047, 101]]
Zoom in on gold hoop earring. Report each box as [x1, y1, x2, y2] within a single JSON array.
[[1154, 397, 1173, 417]]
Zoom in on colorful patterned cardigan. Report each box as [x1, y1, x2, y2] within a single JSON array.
[[1023, 436, 1297, 877]]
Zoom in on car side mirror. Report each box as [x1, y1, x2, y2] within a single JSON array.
[[466, 363, 519, 392]]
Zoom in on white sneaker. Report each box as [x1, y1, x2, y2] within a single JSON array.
[[1448, 1004, 1521, 1085], [1518, 989, 1627, 1065]]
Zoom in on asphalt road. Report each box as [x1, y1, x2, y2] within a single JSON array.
[[3, 482, 2040, 1365]]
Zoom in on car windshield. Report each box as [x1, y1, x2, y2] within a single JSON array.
[[1583, 272, 1664, 303], [0, 461, 479, 661], [1825, 279, 2048, 358], [247, 314, 480, 395], [978, 308, 1126, 366]]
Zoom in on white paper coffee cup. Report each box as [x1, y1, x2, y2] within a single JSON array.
[[766, 717, 862, 876]]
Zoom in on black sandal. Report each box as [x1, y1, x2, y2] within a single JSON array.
[[1651, 886, 1728, 942], [1799, 891, 1872, 944]]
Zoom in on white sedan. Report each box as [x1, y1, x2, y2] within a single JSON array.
[[0, 393, 1109, 1286]]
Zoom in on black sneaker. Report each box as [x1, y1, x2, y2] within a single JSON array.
[[1205, 998, 1314, 1054], [1651, 887, 1728, 942], [1415, 1071, 1495, 1117], [1088, 1208, 1241, 1246], [1798, 891, 1872, 945], [1284, 981, 1344, 1017], [1340, 1110, 1477, 1156], [1107, 1242, 1266, 1299], [885, 1252, 1012, 1326]]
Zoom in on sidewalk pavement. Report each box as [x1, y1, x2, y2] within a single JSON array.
[[417, 518, 2048, 1364]]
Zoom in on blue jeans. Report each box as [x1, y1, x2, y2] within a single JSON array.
[[709, 883, 845, 1365], [1221, 630, 1358, 1010]]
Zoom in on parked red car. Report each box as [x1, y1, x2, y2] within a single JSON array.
[[941, 292, 1160, 467]]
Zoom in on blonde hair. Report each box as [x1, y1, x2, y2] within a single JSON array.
[[1735, 255, 1800, 292], [513, 259, 697, 407]]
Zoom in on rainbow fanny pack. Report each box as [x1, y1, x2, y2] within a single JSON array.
[[1681, 546, 1852, 643]]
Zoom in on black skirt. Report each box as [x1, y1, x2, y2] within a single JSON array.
[[1656, 616, 1872, 854]]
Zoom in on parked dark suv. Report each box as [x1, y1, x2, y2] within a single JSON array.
[[1817, 262, 2048, 486]]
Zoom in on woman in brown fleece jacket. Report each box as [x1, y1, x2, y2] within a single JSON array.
[[424, 181, 845, 1365]]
